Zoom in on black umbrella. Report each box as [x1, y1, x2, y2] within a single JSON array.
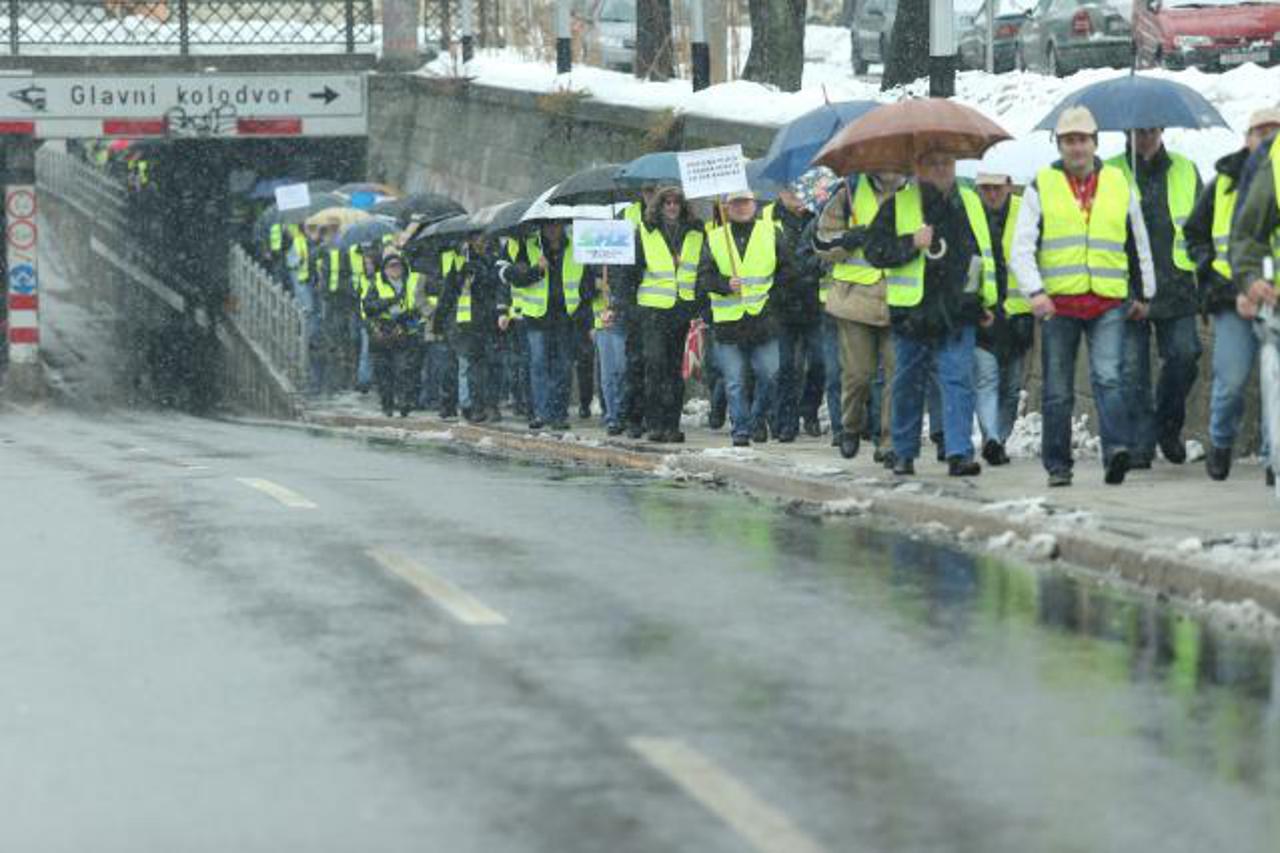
[[483, 198, 538, 236], [374, 192, 468, 227], [539, 164, 624, 207]]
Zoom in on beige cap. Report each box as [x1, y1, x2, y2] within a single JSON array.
[[975, 172, 1012, 187], [1248, 106, 1280, 131], [723, 190, 756, 202], [1055, 106, 1098, 137]]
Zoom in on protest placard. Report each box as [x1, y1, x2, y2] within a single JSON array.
[[274, 183, 311, 211], [677, 145, 749, 199], [572, 219, 635, 265]]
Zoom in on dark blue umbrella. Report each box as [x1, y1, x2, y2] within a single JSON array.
[[744, 159, 782, 200], [336, 217, 399, 250], [617, 152, 681, 186], [758, 100, 879, 184], [1034, 75, 1228, 133]]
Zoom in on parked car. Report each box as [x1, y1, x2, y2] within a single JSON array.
[[850, 0, 897, 74], [1016, 0, 1134, 76], [1133, 0, 1280, 71], [595, 0, 636, 72], [958, 0, 1030, 71]]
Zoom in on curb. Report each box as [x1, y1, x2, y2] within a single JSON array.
[[297, 410, 1280, 619]]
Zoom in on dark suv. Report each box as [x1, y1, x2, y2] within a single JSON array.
[[850, 0, 898, 74]]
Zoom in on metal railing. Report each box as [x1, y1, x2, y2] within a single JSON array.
[[227, 243, 307, 395], [7, 0, 376, 55], [36, 145, 128, 233]]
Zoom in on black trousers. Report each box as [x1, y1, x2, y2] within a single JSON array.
[[371, 336, 424, 414], [573, 312, 596, 410], [638, 308, 689, 432], [460, 331, 500, 413]]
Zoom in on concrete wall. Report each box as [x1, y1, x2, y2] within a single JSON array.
[[364, 74, 1261, 454]]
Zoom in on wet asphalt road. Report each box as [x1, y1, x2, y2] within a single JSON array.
[[0, 410, 1277, 853]]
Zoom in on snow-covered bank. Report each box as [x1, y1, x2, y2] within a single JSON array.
[[422, 25, 1275, 176]]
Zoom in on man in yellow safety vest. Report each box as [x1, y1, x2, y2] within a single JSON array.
[[1009, 106, 1157, 488]]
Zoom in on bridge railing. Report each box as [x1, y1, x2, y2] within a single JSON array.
[[8, 1, 376, 56]]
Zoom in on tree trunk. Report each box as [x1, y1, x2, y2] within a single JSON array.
[[741, 0, 806, 92], [881, 0, 929, 90], [635, 0, 674, 80]]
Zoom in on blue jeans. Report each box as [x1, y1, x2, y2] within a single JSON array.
[[1121, 314, 1202, 461], [527, 324, 574, 424], [775, 322, 824, 435], [819, 315, 843, 436], [1040, 308, 1131, 474], [1209, 308, 1267, 459], [974, 347, 1025, 444], [715, 338, 780, 440], [594, 325, 628, 428], [892, 326, 977, 462]]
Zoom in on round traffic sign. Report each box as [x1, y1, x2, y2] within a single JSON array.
[[7, 219, 36, 250], [6, 188, 35, 220], [8, 262, 35, 295]]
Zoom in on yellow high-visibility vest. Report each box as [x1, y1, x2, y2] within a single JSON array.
[[1210, 176, 1238, 281], [363, 271, 420, 321], [1107, 151, 1198, 272], [885, 184, 997, 310], [1001, 195, 1031, 316], [1035, 165, 1131, 299], [705, 219, 776, 324], [520, 238, 584, 319], [831, 176, 886, 294], [637, 225, 705, 308]]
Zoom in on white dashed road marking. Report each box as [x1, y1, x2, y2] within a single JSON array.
[[627, 737, 829, 853], [367, 549, 507, 626]]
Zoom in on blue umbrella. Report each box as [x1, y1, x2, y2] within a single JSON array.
[[336, 217, 399, 250], [1034, 74, 1228, 133], [617, 152, 681, 186], [744, 159, 782, 200], [758, 100, 879, 184]]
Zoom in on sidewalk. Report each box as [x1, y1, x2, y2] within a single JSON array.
[[301, 393, 1280, 623]]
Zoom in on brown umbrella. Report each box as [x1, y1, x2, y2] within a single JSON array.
[[813, 98, 1012, 176]]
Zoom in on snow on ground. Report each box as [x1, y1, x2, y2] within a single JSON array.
[[422, 24, 1276, 176]]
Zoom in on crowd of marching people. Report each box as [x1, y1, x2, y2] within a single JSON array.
[[93, 94, 1280, 491]]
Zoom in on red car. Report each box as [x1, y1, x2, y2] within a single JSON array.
[[1134, 0, 1280, 71]]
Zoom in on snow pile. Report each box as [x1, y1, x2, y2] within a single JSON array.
[[699, 446, 758, 460], [423, 27, 1277, 175], [985, 529, 1060, 560], [1165, 532, 1280, 577], [982, 495, 1096, 529], [654, 454, 719, 482], [818, 497, 873, 515], [1004, 410, 1101, 460]]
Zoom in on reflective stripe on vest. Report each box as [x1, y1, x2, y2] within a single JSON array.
[[1035, 165, 1131, 299], [521, 238, 584, 319], [1108, 152, 1197, 272], [1001, 195, 1031, 316], [637, 225, 704, 308], [1211, 175, 1238, 281], [269, 223, 283, 252], [705, 219, 776, 324], [831, 176, 885, 287], [885, 184, 997, 309], [291, 229, 310, 284], [327, 248, 342, 293], [505, 236, 541, 317]]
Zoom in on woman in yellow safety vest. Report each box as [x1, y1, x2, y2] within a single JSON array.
[[616, 185, 704, 442], [1184, 108, 1280, 482], [972, 172, 1035, 468], [438, 231, 506, 423], [863, 150, 999, 478], [361, 251, 427, 418], [696, 190, 798, 447]]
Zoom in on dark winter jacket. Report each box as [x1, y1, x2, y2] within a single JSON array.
[[978, 197, 1034, 360], [695, 216, 798, 346], [435, 244, 505, 339], [1185, 147, 1248, 315], [864, 181, 984, 341], [1230, 136, 1278, 294], [1127, 145, 1203, 320], [505, 231, 598, 330], [770, 204, 824, 327]]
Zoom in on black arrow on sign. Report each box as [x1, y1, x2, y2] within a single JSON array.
[[309, 86, 339, 106]]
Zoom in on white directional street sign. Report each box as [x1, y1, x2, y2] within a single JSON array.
[[0, 73, 367, 138]]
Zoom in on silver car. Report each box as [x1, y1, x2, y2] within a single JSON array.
[[1016, 0, 1133, 76], [594, 0, 637, 72]]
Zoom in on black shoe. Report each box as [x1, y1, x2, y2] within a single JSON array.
[[893, 457, 915, 476], [880, 449, 896, 469], [803, 417, 822, 437], [732, 435, 750, 448], [528, 418, 545, 430], [839, 432, 860, 460], [579, 403, 592, 419], [606, 423, 625, 436], [668, 430, 685, 444], [1048, 470, 1073, 488], [647, 429, 667, 442], [948, 456, 981, 477], [981, 439, 1010, 467], [399, 407, 411, 418], [1158, 432, 1187, 464], [1105, 450, 1130, 485], [440, 408, 458, 421], [380, 396, 394, 417], [550, 421, 571, 431], [463, 408, 488, 424], [1206, 446, 1232, 481], [626, 423, 646, 439], [777, 429, 797, 443], [708, 407, 727, 430], [752, 424, 768, 444]]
